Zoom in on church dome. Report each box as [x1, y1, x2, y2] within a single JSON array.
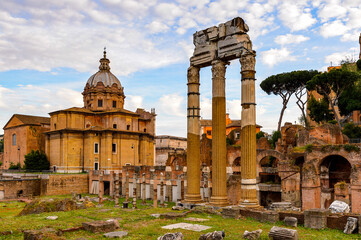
[[82, 48, 125, 111], [85, 49, 122, 89]]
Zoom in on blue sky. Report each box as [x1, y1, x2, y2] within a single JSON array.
[[0, 0, 360, 136]]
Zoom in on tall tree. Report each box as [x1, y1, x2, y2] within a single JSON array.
[[260, 70, 318, 131], [307, 95, 334, 124], [0, 139, 3, 153], [307, 69, 360, 131]]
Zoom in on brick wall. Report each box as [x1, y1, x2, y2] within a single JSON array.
[[42, 174, 89, 196], [0, 179, 41, 199]]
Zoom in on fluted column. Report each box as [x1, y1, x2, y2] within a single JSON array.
[[209, 60, 229, 206], [239, 52, 259, 207], [185, 66, 202, 203]]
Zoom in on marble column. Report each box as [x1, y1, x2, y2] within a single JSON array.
[[239, 52, 259, 207], [209, 60, 229, 207], [185, 66, 202, 203]]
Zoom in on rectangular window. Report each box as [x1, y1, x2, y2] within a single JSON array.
[[127, 125, 130, 130], [236, 132, 240, 139], [12, 134, 16, 146], [113, 101, 116, 108], [98, 99, 103, 107], [94, 143, 99, 154], [113, 124, 117, 129], [112, 143, 116, 153], [94, 162, 99, 170], [207, 130, 212, 136]]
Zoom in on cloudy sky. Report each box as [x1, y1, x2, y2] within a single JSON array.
[[0, 0, 360, 136]]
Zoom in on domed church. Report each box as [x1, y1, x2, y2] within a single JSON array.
[[45, 50, 156, 173]]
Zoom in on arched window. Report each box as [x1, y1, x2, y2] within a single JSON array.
[[12, 134, 16, 146]]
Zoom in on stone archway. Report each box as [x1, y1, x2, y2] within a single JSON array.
[[258, 154, 282, 207], [319, 154, 351, 208], [257, 149, 286, 164]]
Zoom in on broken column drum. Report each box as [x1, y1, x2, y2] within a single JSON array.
[[185, 17, 259, 207]]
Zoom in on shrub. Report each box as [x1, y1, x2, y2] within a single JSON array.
[[343, 144, 360, 153], [9, 162, 21, 170], [357, 59, 361, 71], [24, 150, 50, 171], [256, 131, 265, 140], [305, 144, 313, 152]]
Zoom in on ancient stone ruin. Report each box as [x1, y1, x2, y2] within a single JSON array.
[[186, 17, 258, 207]]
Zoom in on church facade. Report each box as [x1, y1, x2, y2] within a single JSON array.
[[45, 50, 155, 173]]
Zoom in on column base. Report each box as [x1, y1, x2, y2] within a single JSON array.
[[184, 193, 203, 203], [239, 199, 261, 209], [209, 196, 229, 207]]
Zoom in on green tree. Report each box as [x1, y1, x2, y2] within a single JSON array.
[[256, 131, 265, 140], [357, 59, 361, 71], [307, 95, 334, 124], [261, 70, 318, 131], [24, 150, 50, 171], [338, 81, 361, 116], [342, 123, 361, 139], [269, 131, 281, 149], [9, 162, 21, 170], [0, 139, 3, 153], [307, 69, 360, 130]]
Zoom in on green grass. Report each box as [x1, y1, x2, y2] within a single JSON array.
[[0, 195, 360, 239]]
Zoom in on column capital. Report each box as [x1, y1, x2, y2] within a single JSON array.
[[187, 66, 200, 84], [240, 52, 256, 72]]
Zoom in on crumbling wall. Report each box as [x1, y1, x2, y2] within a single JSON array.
[[0, 179, 41, 199], [42, 174, 89, 196]]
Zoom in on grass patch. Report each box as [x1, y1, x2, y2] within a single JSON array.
[[0, 195, 360, 239]]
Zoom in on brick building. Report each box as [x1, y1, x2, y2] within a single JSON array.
[[2, 114, 50, 169], [45, 50, 156, 173]]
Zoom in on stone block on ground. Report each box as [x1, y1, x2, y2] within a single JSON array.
[[172, 206, 185, 211], [162, 223, 211, 232], [104, 231, 128, 238], [284, 217, 297, 227], [329, 200, 350, 214], [222, 207, 240, 219], [261, 211, 279, 223], [160, 212, 188, 219], [344, 217, 358, 234], [151, 214, 160, 218], [46, 216, 58, 220], [269, 202, 293, 211], [157, 232, 184, 240], [243, 229, 262, 240], [304, 209, 329, 229], [82, 220, 118, 233], [24, 228, 64, 240], [269, 226, 298, 240], [199, 231, 225, 240], [184, 217, 210, 222]]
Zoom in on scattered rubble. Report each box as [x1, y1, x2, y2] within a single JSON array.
[[344, 217, 358, 234], [199, 231, 225, 240], [162, 223, 211, 232], [243, 229, 262, 240], [329, 200, 350, 214], [157, 232, 184, 240]]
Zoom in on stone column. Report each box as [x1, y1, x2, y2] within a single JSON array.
[[239, 52, 259, 207], [142, 172, 146, 204], [125, 171, 129, 202], [185, 66, 202, 203], [165, 166, 172, 202], [99, 171, 104, 204], [114, 173, 120, 207], [150, 168, 155, 200], [132, 173, 137, 209], [209, 60, 229, 207], [160, 172, 164, 207]]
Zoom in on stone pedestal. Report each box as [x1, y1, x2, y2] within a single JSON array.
[[239, 53, 259, 208], [304, 209, 329, 229], [185, 66, 202, 203], [209, 60, 228, 207]]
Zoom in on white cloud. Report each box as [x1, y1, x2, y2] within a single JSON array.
[[146, 21, 170, 34], [278, 2, 316, 31], [317, 1, 347, 22], [260, 48, 296, 67], [274, 34, 310, 45], [319, 20, 349, 38], [324, 49, 356, 65], [158, 94, 185, 117], [125, 95, 144, 111]]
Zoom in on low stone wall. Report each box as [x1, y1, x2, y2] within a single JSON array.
[[327, 214, 359, 231], [279, 211, 304, 225], [41, 174, 89, 196], [0, 179, 41, 199]]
